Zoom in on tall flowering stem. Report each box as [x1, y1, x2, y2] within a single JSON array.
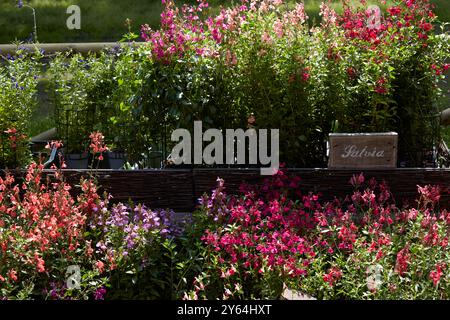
[[17, 1, 38, 43]]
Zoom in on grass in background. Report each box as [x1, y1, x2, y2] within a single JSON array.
[[0, 0, 163, 43], [303, 0, 450, 23]]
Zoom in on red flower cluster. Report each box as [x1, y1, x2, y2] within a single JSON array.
[[323, 267, 343, 287], [4, 127, 27, 151], [395, 245, 410, 276], [89, 131, 108, 161], [430, 263, 445, 287], [417, 184, 441, 208], [0, 162, 102, 289], [375, 77, 388, 95]]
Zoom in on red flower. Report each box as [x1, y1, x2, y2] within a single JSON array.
[[417, 32, 428, 40], [302, 73, 310, 82], [349, 173, 365, 188], [430, 264, 445, 287], [302, 68, 311, 82], [417, 185, 441, 206], [323, 267, 342, 287], [395, 245, 410, 276], [405, 0, 415, 8], [420, 21, 433, 32], [89, 131, 109, 161], [376, 249, 384, 260], [375, 77, 388, 95], [431, 64, 443, 75], [95, 261, 105, 274], [35, 253, 46, 273], [45, 140, 63, 150], [387, 6, 402, 16], [8, 269, 18, 282], [347, 67, 356, 79]]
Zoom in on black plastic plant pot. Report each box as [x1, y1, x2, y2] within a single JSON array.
[[107, 151, 127, 169], [65, 153, 89, 169]]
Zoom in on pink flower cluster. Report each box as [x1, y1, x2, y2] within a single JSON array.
[[199, 171, 315, 288], [140, 0, 444, 98], [141, 0, 211, 63], [193, 169, 450, 298]]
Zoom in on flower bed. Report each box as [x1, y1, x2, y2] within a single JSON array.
[[1, 0, 450, 299], [0, 161, 186, 299], [186, 171, 450, 299], [2, 157, 450, 299]]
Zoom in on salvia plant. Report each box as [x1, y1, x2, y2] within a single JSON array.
[[184, 170, 450, 300]]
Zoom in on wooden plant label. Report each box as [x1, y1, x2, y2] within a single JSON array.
[[328, 132, 398, 169]]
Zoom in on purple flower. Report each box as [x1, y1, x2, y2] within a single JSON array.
[[46, 282, 66, 300], [124, 225, 139, 249], [96, 240, 108, 251], [137, 206, 160, 231], [156, 209, 185, 238], [50, 290, 58, 299], [107, 204, 130, 227], [89, 202, 185, 259], [18, 0, 23, 8], [94, 287, 107, 300]]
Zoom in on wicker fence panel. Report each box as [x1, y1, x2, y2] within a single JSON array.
[[45, 169, 195, 211], [4, 168, 450, 211], [193, 168, 450, 207]]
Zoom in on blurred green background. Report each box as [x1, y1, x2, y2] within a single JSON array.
[[0, 0, 449, 44]]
